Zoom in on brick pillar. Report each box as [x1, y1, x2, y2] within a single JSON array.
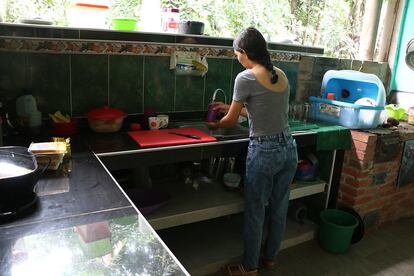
[[337, 130, 414, 229]]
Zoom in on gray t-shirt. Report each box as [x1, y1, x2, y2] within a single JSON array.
[[233, 69, 289, 137]]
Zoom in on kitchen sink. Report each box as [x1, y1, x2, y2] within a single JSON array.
[[170, 121, 249, 139]]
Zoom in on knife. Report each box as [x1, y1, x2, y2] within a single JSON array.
[[168, 131, 201, 140]]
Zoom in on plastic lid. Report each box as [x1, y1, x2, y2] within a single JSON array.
[[74, 3, 109, 9], [86, 106, 126, 120]]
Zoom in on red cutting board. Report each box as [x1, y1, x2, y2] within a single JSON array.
[[128, 128, 217, 148]]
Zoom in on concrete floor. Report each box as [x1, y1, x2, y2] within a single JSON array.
[[212, 216, 414, 276], [259, 216, 414, 276]]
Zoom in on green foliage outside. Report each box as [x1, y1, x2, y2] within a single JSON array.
[[2, 0, 367, 58]]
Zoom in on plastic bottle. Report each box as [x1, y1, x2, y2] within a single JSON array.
[[139, 0, 161, 32]]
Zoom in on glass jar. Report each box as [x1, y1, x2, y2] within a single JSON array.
[[160, 8, 180, 33], [408, 106, 414, 125]]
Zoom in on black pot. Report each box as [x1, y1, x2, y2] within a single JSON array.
[[0, 146, 47, 206], [178, 20, 205, 35]]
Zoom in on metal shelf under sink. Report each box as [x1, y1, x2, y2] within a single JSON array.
[[146, 178, 326, 230]]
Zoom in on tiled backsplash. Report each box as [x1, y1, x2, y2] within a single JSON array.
[[0, 32, 388, 120], [0, 49, 299, 117]]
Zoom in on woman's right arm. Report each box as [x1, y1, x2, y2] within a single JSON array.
[[207, 100, 244, 129], [213, 102, 248, 117]]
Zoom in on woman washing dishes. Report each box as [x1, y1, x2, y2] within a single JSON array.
[[207, 27, 298, 275]]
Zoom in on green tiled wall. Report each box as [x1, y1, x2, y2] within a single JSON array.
[[0, 51, 300, 117], [143, 56, 175, 113], [205, 58, 233, 104], [71, 55, 108, 116], [278, 61, 299, 101]]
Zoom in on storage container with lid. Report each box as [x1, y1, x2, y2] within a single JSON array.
[[86, 106, 126, 133], [67, 1, 109, 28], [309, 70, 386, 129]]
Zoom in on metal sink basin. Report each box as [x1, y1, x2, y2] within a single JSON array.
[[170, 121, 249, 139]]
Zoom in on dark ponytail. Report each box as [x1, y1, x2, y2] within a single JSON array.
[[261, 54, 278, 84], [233, 27, 278, 84]]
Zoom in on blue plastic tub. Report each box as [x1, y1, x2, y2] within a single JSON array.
[[309, 70, 386, 129]]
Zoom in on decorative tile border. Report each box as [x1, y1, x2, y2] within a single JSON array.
[[0, 36, 300, 62]]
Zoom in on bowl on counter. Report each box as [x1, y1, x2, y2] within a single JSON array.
[[111, 18, 137, 31], [86, 106, 127, 133], [51, 118, 78, 136]]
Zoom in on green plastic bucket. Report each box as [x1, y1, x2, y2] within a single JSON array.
[[111, 18, 137, 31], [319, 209, 358, 253]]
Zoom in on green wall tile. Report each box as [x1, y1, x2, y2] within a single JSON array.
[[279, 61, 299, 101], [205, 58, 233, 108], [0, 52, 71, 118], [0, 51, 29, 111], [71, 55, 108, 116], [143, 56, 174, 113], [109, 55, 143, 114], [28, 53, 70, 116], [175, 75, 204, 111]]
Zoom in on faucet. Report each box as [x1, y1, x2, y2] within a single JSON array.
[[211, 88, 227, 104]]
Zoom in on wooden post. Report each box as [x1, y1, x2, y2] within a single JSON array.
[[358, 0, 384, 60], [377, 0, 399, 62]]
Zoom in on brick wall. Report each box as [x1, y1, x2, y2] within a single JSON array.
[[337, 130, 414, 229]]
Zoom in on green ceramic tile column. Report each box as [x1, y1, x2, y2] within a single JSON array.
[[28, 53, 71, 116], [0, 51, 29, 105], [143, 56, 175, 113], [109, 55, 144, 114], [71, 55, 108, 116], [205, 58, 233, 108], [279, 61, 299, 101], [175, 75, 204, 111]]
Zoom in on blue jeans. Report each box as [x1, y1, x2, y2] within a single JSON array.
[[243, 128, 298, 269]]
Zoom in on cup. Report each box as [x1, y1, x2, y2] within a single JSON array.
[[157, 114, 169, 128], [206, 103, 218, 122], [302, 103, 310, 123], [148, 116, 168, 130], [148, 117, 161, 130]]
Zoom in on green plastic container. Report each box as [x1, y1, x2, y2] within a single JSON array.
[[111, 18, 137, 31], [385, 104, 407, 120], [319, 209, 358, 253]]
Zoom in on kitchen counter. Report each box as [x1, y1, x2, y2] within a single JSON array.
[[0, 121, 351, 275], [0, 136, 188, 276]]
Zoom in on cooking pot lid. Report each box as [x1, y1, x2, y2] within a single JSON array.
[[181, 20, 204, 25], [86, 106, 126, 121]]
